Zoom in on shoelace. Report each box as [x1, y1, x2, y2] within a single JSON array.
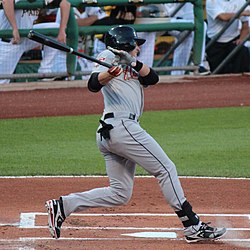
[[200, 222, 214, 232]]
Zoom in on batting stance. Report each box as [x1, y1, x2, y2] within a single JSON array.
[[45, 25, 226, 243]]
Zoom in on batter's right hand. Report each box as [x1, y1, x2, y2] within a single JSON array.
[[108, 65, 123, 77]]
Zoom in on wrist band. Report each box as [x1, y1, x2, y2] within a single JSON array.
[[132, 60, 143, 72]]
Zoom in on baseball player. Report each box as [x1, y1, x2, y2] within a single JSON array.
[[0, 0, 70, 84], [45, 25, 226, 243], [206, 0, 250, 73]]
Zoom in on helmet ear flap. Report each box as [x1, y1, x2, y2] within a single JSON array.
[[104, 33, 117, 49]]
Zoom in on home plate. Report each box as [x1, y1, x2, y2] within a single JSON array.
[[121, 232, 177, 238]]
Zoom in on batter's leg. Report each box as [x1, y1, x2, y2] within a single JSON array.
[[108, 119, 186, 211], [106, 119, 201, 230], [61, 150, 136, 217]]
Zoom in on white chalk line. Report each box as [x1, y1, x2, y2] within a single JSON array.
[[0, 175, 249, 180]]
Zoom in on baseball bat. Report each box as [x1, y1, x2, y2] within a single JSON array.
[[27, 30, 112, 69]]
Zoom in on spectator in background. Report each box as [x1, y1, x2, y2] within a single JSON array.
[[134, 3, 210, 74], [135, 4, 163, 67], [206, 0, 250, 74], [75, 6, 106, 79], [164, 3, 210, 75], [93, 5, 137, 26], [56, 5, 106, 80], [0, 0, 70, 84], [52, 6, 137, 80]]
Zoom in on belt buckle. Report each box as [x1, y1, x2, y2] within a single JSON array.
[[129, 113, 136, 120]]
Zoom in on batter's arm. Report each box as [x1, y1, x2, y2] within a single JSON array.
[[138, 68, 159, 86], [133, 60, 159, 86], [2, 0, 20, 44], [89, 71, 114, 90], [88, 66, 123, 92]]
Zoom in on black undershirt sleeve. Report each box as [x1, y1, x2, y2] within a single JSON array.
[[138, 68, 159, 87], [88, 73, 104, 92]]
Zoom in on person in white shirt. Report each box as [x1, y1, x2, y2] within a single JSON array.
[[137, 3, 209, 74], [56, 6, 106, 80], [206, 0, 250, 73], [164, 3, 209, 75], [0, 0, 70, 84]]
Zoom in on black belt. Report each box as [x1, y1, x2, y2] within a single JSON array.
[[2, 38, 11, 43], [104, 112, 137, 121]]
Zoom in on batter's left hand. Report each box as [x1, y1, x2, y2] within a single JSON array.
[[108, 65, 123, 77], [108, 46, 136, 67]]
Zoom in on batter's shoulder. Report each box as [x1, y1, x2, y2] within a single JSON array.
[[95, 49, 118, 68], [97, 49, 115, 61]]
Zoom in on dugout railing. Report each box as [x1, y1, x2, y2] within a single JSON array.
[[0, 0, 204, 82]]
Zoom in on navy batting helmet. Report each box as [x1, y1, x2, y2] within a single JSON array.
[[104, 25, 146, 52]]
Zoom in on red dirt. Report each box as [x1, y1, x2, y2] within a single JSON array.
[[0, 75, 249, 119]]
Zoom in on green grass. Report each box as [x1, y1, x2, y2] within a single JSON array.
[[0, 107, 249, 177]]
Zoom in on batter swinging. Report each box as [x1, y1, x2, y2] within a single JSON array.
[[45, 25, 226, 243]]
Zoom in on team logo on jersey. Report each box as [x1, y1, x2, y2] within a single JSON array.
[[94, 57, 106, 68], [123, 66, 139, 80], [22, 9, 40, 17]]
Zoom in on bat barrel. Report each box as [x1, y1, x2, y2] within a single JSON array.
[[28, 30, 72, 53], [28, 30, 112, 69]]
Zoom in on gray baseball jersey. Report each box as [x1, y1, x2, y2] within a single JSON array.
[[92, 50, 144, 116], [61, 50, 186, 217]]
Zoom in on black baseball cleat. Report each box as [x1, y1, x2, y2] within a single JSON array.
[[45, 198, 66, 239], [184, 222, 227, 243]]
